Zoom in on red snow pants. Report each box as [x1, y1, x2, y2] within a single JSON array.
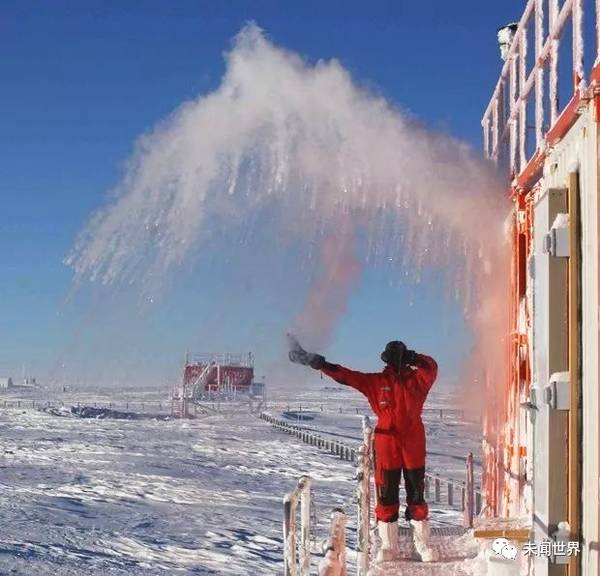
[[373, 428, 429, 522]]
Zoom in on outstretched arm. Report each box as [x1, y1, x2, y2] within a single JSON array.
[[287, 335, 375, 396], [320, 362, 374, 396]]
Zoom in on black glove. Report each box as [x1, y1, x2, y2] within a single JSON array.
[[288, 334, 326, 370], [308, 354, 326, 370], [403, 349, 418, 366], [289, 347, 310, 365]]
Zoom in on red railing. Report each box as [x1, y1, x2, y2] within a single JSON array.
[[188, 352, 254, 367]]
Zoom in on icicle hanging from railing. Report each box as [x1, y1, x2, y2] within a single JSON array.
[[482, 0, 594, 178]]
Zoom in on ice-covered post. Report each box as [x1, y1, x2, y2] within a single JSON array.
[[299, 478, 311, 576], [356, 415, 373, 576], [447, 482, 454, 507], [318, 509, 347, 576], [464, 452, 475, 528], [283, 475, 312, 576]]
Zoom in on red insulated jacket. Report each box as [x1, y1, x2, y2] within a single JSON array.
[[321, 354, 438, 471]]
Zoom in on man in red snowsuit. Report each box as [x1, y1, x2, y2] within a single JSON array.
[[289, 339, 438, 526]]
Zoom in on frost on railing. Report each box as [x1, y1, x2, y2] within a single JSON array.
[[356, 416, 373, 576], [188, 352, 253, 366], [482, 0, 592, 179], [283, 475, 312, 576], [318, 509, 347, 576]]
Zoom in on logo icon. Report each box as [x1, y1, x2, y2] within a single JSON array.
[[492, 537, 518, 560]]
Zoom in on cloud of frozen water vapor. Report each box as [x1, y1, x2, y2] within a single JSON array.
[[67, 24, 510, 403], [292, 214, 361, 350]]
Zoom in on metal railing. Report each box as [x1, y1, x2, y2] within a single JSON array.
[[482, 0, 592, 179], [318, 509, 348, 576], [355, 417, 373, 576], [188, 352, 253, 367], [283, 475, 312, 576], [282, 422, 372, 576], [423, 464, 482, 526], [260, 413, 358, 464]]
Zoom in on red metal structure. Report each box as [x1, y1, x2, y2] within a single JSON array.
[[171, 353, 255, 417]]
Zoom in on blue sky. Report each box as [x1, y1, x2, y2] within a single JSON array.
[[0, 1, 522, 388]]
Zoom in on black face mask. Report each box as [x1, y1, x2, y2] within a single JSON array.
[[380, 341, 407, 371]]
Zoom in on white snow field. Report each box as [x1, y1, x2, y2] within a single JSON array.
[[0, 385, 484, 575]]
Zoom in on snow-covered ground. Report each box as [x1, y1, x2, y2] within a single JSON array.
[[0, 385, 483, 575]]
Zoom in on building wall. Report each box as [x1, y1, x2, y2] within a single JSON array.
[[530, 103, 599, 575], [579, 107, 599, 576], [531, 184, 569, 576]]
